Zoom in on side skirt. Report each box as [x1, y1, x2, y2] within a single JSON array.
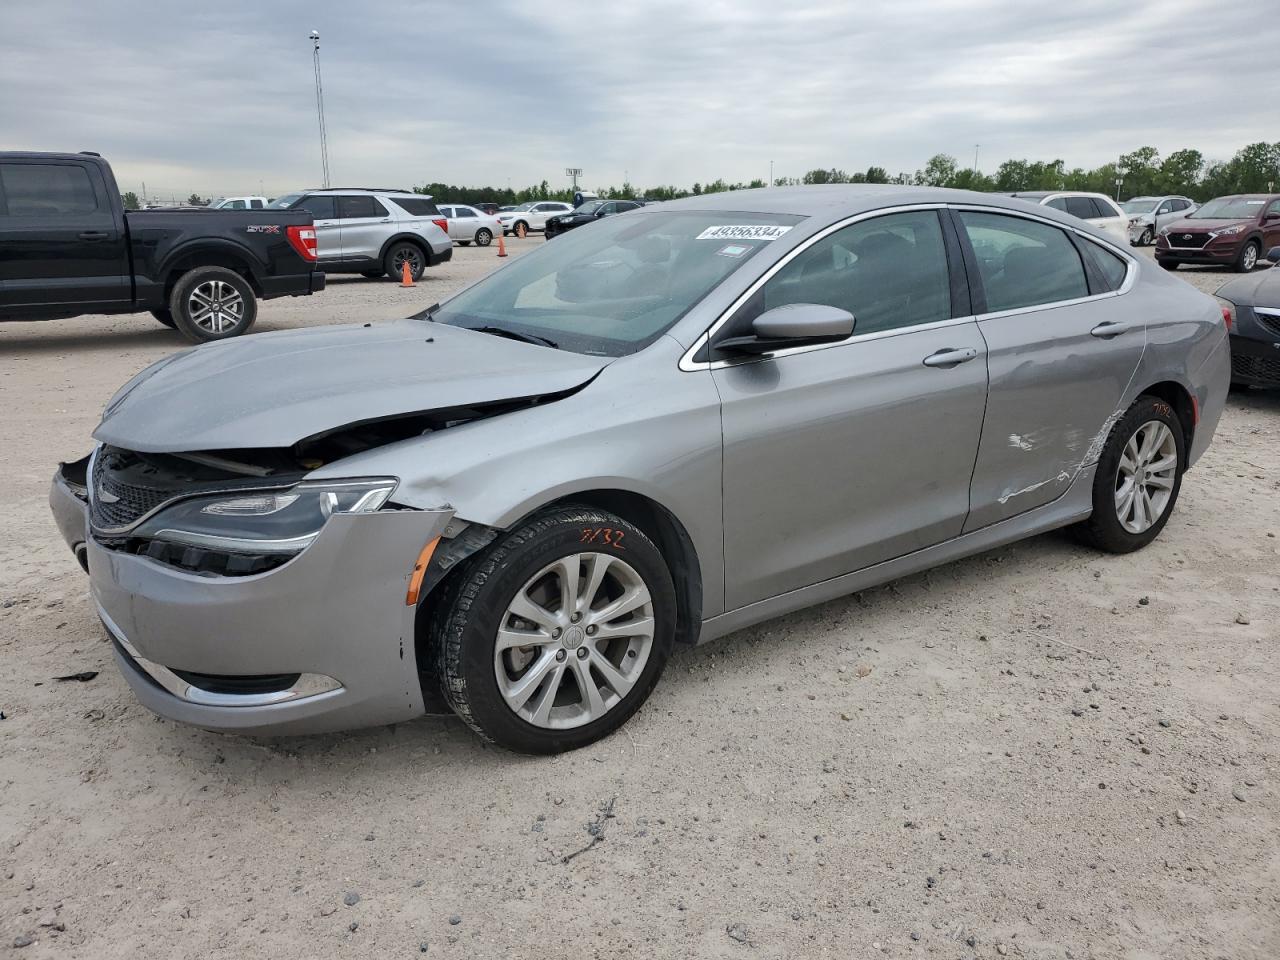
[[696, 465, 1097, 645]]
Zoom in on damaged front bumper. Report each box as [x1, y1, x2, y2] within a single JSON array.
[[51, 460, 453, 736]]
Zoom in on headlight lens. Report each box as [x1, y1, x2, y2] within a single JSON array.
[[132, 478, 396, 555], [1211, 224, 1247, 237]]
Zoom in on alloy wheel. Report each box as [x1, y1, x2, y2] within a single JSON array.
[[1241, 243, 1258, 271], [187, 280, 245, 334], [393, 247, 422, 275], [1114, 420, 1178, 534], [494, 552, 655, 729]]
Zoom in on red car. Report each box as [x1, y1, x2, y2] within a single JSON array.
[[1156, 194, 1280, 272]]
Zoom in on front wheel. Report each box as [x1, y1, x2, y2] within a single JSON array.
[[433, 507, 676, 754], [1236, 240, 1260, 273], [474, 228, 493, 247], [168, 266, 257, 343], [1073, 395, 1185, 554], [1138, 227, 1154, 246], [383, 242, 426, 281]]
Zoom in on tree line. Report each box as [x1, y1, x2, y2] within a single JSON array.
[[415, 142, 1280, 206]]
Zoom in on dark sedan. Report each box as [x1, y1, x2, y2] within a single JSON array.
[[1155, 195, 1280, 272], [1217, 247, 1280, 387], [544, 199, 643, 238]]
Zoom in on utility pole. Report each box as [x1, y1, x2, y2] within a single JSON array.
[[974, 144, 980, 171], [310, 31, 331, 188], [769, 160, 774, 187]]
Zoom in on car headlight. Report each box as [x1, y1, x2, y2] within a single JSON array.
[[131, 478, 397, 555], [1210, 224, 1247, 237]]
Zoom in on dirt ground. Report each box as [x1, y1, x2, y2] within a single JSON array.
[[1, 240, 1277, 959]]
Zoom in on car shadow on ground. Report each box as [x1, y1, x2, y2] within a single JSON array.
[[0, 324, 183, 355]]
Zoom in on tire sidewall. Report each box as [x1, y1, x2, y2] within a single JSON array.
[[168, 266, 257, 343], [438, 509, 677, 754], [1089, 397, 1185, 551], [1238, 240, 1259, 272], [384, 242, 426, 281]]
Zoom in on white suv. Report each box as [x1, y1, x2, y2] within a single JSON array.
[[497, 201, 574, 237], [1120, 196, 1198, 246], [1008, 191, 1129, 244], [267, 189, 453, 281]]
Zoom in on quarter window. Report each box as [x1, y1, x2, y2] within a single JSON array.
[[959, 211, 1089, 312], [391, 197, 441, 217], [748, 210, 952, 336], [0, 162, 100, 216], [1079, 240, 1129, 293]]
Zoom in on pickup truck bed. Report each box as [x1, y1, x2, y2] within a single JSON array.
[[0, 152, 325, 342]]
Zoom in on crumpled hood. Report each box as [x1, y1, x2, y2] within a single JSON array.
[[94, 319, 610, 453]]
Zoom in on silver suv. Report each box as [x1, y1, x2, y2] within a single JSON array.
[[267, 188, 453, 281]]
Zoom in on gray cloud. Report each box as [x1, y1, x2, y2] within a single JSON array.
[[1, 0, 1274, 199]]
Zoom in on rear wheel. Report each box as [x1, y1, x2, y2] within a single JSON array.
[[433, 506, 676, 754], [474, 228, 493, 247], [149, 308, 176, 328], [514, 220, 529, 239], [1236, 240, 1260, 273], [1073, 395, 1184, 554], [383, 242, 425, 281], [168, 266, 257, 343]]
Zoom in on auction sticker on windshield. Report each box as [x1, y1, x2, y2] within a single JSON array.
[[696, 225, 794, 241]]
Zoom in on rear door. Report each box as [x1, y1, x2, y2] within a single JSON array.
[[0, 158, 129, 314], [336, 195, 391, 262], [1261, 198, 1280, 254], [294, 194, 340, 262], [450, 205, 478, 241], [714, 208, 989, 609], [955, 208, 1146, 530]]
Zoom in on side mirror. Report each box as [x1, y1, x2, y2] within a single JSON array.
[[1267, 246, 1280, 263], [717, 303, 855, 355]]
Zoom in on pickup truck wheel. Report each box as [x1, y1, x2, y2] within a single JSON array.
[[384, 242, 426, 281], [169, 266, 257, 343], [149, 308, 176, 329]]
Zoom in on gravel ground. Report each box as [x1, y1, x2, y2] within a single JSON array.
[[1, 241, 1277, 959]]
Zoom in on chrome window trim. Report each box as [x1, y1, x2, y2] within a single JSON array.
[[679, 202, 1137, 372]]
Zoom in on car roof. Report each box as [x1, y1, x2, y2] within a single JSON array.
[[652, 184, 1118, 218]]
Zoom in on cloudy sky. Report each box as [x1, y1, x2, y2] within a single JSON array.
[[1, 0, 1274, 200]]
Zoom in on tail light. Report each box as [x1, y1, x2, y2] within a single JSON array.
[[1215, 297, 1235, 332], [432, 218, 449, 233], [1221, 306, 1233, 331], [286, 225, 318, 262]]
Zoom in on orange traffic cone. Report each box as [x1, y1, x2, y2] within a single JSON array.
[[400, 259, 415, 287], [497, 233, 508, 258]]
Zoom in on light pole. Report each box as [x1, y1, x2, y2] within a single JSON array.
[[769, 160, 774, 187], [974, 144, 980, 171], [310, 30, 331, 188], [1115, 167, 1125, 201]]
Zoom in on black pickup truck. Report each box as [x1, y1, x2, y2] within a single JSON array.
[[0, 152, 325, 342]]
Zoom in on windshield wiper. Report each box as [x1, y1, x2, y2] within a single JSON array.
[[471, 325, 559, 350], [411, 302, 441, 321]]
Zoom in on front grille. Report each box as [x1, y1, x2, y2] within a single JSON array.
[[1232, 354, 1280, 385], [1167, 231, 1211, 249], [1254, 311, 1280, 338], [169, 669, 301, 696]]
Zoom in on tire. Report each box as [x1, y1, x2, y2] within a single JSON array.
[[474, 229, 493, 247], [168, 266, 257, 343], [433, 506, 677, 754], [361, 269, 385, 279], [149, 308, 176, 329], [1159, 260, 1178, 271], [1235, 240, 1260, 273], [1072, 395, 1185, 554], [513, 220, 529, 239], [1138, 227, 1154, 246], [458, 241, 471, 247], [383, 242, 426, 282]]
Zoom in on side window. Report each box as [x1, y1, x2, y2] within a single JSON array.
[[337, 195, 386, 219], [1064, 196, 1097, 220], [456, 206, 476, 218], [250, 199, 264, 209], [295, 195, 336, 219], [1092, 198, 1120, 220], [1265, 200, 1280, 219], [959, 211, 1089, 312], [1079, 240, 1129, 293], [749, 210, 952, 336], [391, 197, 440, 217], [600, 202, 617, 215], [0, 163, 101, 216], [1156, 201, 1173, 215], [617, 201, 638, 212], [1045, 197, 1069, 212]]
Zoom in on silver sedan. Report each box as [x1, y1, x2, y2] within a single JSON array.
[[51, 187, 1231, 753], [438, 204, 502, 247]]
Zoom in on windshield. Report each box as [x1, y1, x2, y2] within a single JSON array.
[[1190, 197, 1265, 219], [511, 202, 534, 212], [267, 193, 304, 209], [432, 210, 803, 357], [1121, 200, 1157, 214], [209, 198, 227, 208], [575, 201, 604, 216]]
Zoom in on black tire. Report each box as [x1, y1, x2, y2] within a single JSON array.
[[383, 242, 426, 282], [458, 241, 471, 247], [361, 269, 385, 279], [432, 506, 677, 754], [513, 220, 529, 239], [149, 308, 176, 328], [168, 266, 257, 343], [1159, 260, 1178, 271], [474, 229, 493, 247], [1235, 240, 1260, 273], [1072, 395, 1185, 554], [1138, 227, 1153, 246]]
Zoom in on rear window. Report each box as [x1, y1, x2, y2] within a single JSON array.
[[390, 197, 440, 217], [0, 162, 100, 216]]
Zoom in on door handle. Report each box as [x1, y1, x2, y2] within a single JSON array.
[[78, 230, 110, 241], [922, 347, 979, 368], [1090, 321, 1133, 339]]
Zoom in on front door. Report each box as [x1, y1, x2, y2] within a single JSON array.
[[0, 158, 129, 316], [1261, 199, 1280, 256], [714, 209, 988, 610], [336, 195, 391, 262], [955, 208, 1147, 531]]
